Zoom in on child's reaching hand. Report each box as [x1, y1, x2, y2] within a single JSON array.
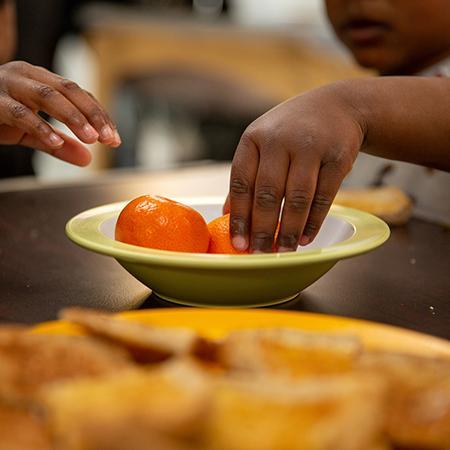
[[0, 61, 121, 166], [228, 77, 450, 253], [228, 84, 363, 253]]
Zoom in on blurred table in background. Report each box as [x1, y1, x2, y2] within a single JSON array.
[[79, 5, 368, 168], [0, 163, 448, 339]]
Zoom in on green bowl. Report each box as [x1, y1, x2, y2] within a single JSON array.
[[66, 197, 390, 307]]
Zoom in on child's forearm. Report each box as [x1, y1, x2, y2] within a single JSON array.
[[228, 76, 449, 252], [337, 77, 450, 171]]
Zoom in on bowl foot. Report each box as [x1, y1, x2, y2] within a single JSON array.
[[151, 292, 300, 308]]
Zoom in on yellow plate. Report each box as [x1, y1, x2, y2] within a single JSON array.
[[34, 308, 450, 358]]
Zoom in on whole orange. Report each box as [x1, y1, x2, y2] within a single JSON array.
[[115, 195, 210, 253], [207, 214, 248, 254]]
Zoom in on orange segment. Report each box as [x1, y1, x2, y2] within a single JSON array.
[[115, 195, 210, 253]]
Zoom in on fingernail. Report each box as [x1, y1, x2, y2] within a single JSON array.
[[83, 123, 99, 140], [232, 235, 247, 251], [278, 246, 293, 253], [101, 125, 114, 141], [49, 133, 64, 147], [113, 129, 121, 145], [300, 235, 310, 246]]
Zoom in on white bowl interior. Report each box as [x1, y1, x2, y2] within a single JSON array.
[[101, 203, 354, 251]]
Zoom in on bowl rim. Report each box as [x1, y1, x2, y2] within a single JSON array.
[[65, 196, 390, 269]]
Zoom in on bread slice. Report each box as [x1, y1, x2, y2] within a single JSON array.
[[205, 373, 388, 450], [0, 402, 51, 450], [67, 425, 197, 450], [357, 351, 450, 449], [218, 328, 361, 378], [334, 186, 412, 225], [60, 308, 209, 363], [0, 330, 132, 405], [0, 325, 28, 340], [41, 358, 211, 450]]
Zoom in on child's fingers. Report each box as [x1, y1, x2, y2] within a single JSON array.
[[8, 77, 100, 144], [31, 67, 120, 146], [229, 132, 259, 251], [250, 151, 289, 253], [9, 62, 120, 147], [82, 88, 120, 144], [0, 94, 64, 149], [276, 159, 320, 252], [55, 80, 119, 146], [20, 130, 92, 166], [301, 162, 347, 244]]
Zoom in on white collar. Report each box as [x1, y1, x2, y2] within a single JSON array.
[[418, 56, 450, 76]]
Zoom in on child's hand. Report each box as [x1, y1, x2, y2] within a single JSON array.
[[0, 61, 121, 166], [228, 83, 365, 253], [228, 76, 450, 253]]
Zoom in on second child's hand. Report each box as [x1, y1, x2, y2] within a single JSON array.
[[0, 61, 121, 166]]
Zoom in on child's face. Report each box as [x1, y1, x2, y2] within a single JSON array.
[[325, 0, 450, 74]]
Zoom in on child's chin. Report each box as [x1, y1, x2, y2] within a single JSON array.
[[351, 49, 403, 75]]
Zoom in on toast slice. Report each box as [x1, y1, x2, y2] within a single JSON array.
[[218, 328, 361, 377], [0, 401, 51, 450], [205, 373, 388, 450], [334, 186, 412, 225], [0, 330, 132, 405], [41, 358, 211, 450], [357, 351, 450, 449], [60, 308, 209, 363]]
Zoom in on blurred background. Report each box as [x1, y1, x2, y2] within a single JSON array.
[[6, 0, 368, 180]]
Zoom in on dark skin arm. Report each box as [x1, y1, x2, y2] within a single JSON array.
[[0, 61, 121, 166], [228, 76, 450, 253], [0, 0, 15, 64]]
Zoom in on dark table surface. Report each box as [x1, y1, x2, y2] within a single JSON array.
[[0, 165, 449, 339]]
